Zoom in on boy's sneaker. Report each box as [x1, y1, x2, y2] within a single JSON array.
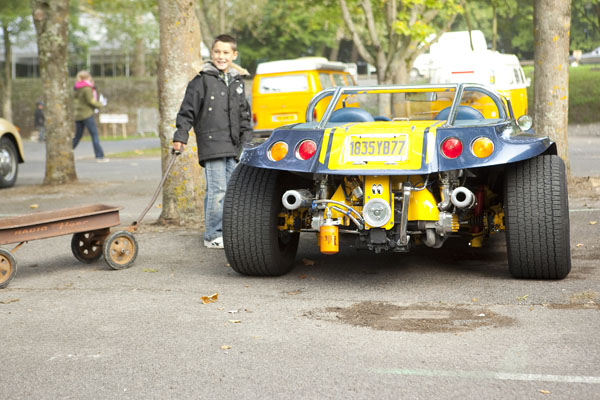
[[96, 158, 110, 163], [204, 237, 224, 249]]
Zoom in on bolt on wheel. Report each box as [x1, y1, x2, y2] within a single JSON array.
[[103, 231, 138, 270], [0, 249, 17, 289]]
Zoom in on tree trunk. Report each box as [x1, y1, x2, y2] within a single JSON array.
[[157, 0, 204, 225], [1, 23, 13, 121], [533, 0, 571, 175], [31, 0, 77, 185], [132, 37, 146, 77]]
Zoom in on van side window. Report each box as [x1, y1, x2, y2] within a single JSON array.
[[332, 73, 345, 86], [258, 74, 309, 94], [319, 73, 333, 89]]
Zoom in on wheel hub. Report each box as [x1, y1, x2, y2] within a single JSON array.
[[0, 148, 15, 179]]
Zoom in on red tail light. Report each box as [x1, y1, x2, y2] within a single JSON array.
[[441, 137, 463, 159], [296, 140, 317, 160]]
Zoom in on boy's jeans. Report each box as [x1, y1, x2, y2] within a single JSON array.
[[204, 157, 237, 242], [73, 116, 105, 159]]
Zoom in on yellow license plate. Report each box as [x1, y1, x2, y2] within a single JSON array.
[[273, 114, 298, 122], [345, 134, 409, 162]]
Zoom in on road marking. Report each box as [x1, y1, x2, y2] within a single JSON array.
[[570, 208, 600, 212], [377, 368, 600, 384]]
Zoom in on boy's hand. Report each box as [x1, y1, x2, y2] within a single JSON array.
[[173, 141, 185, 152]]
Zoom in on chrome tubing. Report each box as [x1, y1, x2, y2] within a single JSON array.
[[450, 186, 476, 209], [282, 189, 314, 210]]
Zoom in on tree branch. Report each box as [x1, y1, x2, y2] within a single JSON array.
[[361, 0, 381, 51], [339, 0, 375, 65]]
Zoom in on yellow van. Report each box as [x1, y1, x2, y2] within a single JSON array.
[[252, 57, 357, 132]]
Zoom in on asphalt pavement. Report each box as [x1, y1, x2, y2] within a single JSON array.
[[0, 132, 599, 399]]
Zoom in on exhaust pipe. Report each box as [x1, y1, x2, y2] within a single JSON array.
[[450, 187, 476, 209], [282, 189, 313, 210]]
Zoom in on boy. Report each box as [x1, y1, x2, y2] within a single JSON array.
[[172, 34, 252, 249]]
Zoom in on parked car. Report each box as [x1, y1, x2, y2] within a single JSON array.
[[223, 83, 571, 280], [0, 118, 25, 188], [580, 46, 600, 64], [251, 57, 356, 134]]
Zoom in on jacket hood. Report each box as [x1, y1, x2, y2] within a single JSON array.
[[196, 61, 250, 78]]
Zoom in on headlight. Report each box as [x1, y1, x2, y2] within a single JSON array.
[[363, 198, 392, 228]]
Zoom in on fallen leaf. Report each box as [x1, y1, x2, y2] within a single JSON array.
[[143, 268, 158, 273], [517, 294, 529, 302], [576, 243, 584, 247], [30, 204, 39, 209], [156, 204, 162, 208], [472, 298, 479, 303], [590, 221, 597, 225], [287, 290, 301, 295], [228, 320, 241, 323], [539, 389, 550, 394], [299, 274, 307, 279], [201, 293, 219, 304], [529, 306, 535, 311], [302, 258, 315, 266], [0, 298, 19, 304], [221, 345, 231, 350]]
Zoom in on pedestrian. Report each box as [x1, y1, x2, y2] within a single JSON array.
[[34, 100, 45, 141], [172, 34, 252, 249], [72, 70, 109, 162]]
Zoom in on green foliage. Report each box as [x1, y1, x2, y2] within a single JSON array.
[[233, 0, 342, 73], [523, 65, 600, 124], [571, 0, 600, 52], [83, 0, 159, 52]]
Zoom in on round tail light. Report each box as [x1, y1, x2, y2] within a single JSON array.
[[296, 140, 317, 160], [268, 141, 288, 162], [471, 137, 494, 158], [441, 137, 463, 159]]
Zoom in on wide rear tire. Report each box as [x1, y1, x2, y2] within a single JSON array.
[[223, 164, 299, 276], [504, 155, 571, 279]]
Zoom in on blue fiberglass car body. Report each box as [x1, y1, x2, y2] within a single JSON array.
[[224, 83, 571, 280]]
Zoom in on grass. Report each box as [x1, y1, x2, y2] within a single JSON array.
[[523, 64, 600, 124], [109, 147, 161, 158]]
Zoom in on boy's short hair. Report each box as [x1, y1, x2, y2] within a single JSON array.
[[212, 34, 237, 51]]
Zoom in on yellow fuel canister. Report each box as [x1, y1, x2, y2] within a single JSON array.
[[319, 224, 339, 254]]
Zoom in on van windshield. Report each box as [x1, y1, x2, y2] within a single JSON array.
[[258, 74, 309, 94]]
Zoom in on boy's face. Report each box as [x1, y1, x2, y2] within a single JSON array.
[[211, 41, 237, 72]]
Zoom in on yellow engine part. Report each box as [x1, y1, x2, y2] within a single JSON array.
[[363, 175, 394, 230], [320, 224, 339, 254], [400, 176, 439, 221]]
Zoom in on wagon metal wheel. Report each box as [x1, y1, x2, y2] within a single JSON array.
[[71, 232, 104, 263], [103, 230, 138, 270], [0, 248, 17, 289]]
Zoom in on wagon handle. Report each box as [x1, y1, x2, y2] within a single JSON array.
[[128, 149, 180, 232]]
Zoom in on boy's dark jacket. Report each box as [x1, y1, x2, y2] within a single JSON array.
[[173, 62, 252, 166]]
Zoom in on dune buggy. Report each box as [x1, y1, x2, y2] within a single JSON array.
[[223, 83, 571, 279]]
